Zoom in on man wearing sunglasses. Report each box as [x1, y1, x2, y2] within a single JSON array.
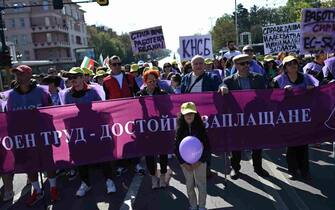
[[218, 54, 270, 180], [102, 55, 145, 177], [103, 55, 139, 100], [229, 45, 266, 76], [62, 67, 117, 197]]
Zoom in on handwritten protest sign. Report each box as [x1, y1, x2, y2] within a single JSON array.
[[262, 23, 300, 54], [129, 26, 165, 54], [179, 35, 213, 61], [300, 8, 335, 54]]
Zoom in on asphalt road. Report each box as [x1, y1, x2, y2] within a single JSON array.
[[1, 143, 335, 210]]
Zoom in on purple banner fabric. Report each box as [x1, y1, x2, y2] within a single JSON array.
[[1, 84, 335, 173]]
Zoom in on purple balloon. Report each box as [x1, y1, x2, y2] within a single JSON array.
[[179, 136, 203, 164]]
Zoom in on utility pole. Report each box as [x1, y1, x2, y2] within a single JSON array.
[[235, 0, 238, 46]]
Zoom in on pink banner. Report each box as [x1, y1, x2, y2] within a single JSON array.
[[1, 84, 335, 173]]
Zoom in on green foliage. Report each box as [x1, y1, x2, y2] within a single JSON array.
[[210, 14, 236, 52], [87, 25, 171, 63], [211, 0, 333, 53]]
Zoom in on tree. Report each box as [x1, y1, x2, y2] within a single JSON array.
[[87, 25, 135, 63], [210, 14, 236, 52], [233, 4, 250, 34]]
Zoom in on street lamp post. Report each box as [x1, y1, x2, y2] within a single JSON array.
[[235, 0, 238, 46]]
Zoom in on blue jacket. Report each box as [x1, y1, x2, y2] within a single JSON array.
[[231, 60, 265, 75], [181, 71, 222, 93]]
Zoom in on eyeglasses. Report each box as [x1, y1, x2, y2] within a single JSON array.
[[164, 65, 171, 68], [243, 49, 253, 53], [237, 61, 250, 66], [111, 62, 122, 67]]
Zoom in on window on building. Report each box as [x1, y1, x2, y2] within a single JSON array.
[[11, 36, 18, 45], [45, 17, 50, 26], [19, 17, 25, 28], [43, 0, 48, 11], [73, 11, 78, 20], [8, 19, 15, 29], [24, 50, 30, 60], [66, 6, 71, 15], [75, 36, 81, 45], [46, 33, 52, 42], [20, 35, 28, 45], [66, 49, 71, 57]]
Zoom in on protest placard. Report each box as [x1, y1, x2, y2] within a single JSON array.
[[300, 8, 335, 54], [179, 34, 213, 61], [129, 26, 165, 54], [262, 23, 300, 54]]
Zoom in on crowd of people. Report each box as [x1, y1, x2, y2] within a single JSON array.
[[0, 40, 335, 210]]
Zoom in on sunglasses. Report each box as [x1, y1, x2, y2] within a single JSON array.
[[237, 61, 250, 66], [286, 61, 297, 66], [111, 62, 122, 67]]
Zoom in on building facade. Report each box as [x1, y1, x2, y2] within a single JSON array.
[[3, 0, 88, 66]]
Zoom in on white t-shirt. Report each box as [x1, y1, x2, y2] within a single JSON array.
[[112, 73, 124, 88], [190, 72, 203, 93], [223, 50, 241, 59]]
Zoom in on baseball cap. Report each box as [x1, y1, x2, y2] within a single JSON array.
[[130, 64, 139, 73], [93, 70, 107, 79], [12, 65, 32, 74], [205, 58, 213, 65], [263, 55, 275, 62], [82, 67, 95, 76], [68, 67, 84, 75], [282, 55, 297, 66], [233, 54, 252, 64], [242, 45, 253, 51], [138, 60, 144, 66], [181, 102, 197, 115]]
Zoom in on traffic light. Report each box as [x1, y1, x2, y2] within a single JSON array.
[[97, 0, 109, 6], [52, 0, 64, 10], [0, 51, 12, 68]]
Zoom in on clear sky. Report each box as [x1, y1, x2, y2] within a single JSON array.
[[78, 0, 286, 52]]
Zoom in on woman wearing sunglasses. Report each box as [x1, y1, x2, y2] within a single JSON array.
[[272, 55, 319, 180], [136, 69, 169, 189]]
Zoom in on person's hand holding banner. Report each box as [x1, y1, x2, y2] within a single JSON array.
[[179, 136, 203, 164]]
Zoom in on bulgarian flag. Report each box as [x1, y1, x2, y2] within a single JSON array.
[[80, 56, 95, 70]]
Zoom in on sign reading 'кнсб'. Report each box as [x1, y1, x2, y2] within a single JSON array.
[[179, 34, 213, 61], [129, 26, 166, 54]]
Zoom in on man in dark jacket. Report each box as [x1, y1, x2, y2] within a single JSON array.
[[219, 54, 270, 180], [181, 55, 222, 93]]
